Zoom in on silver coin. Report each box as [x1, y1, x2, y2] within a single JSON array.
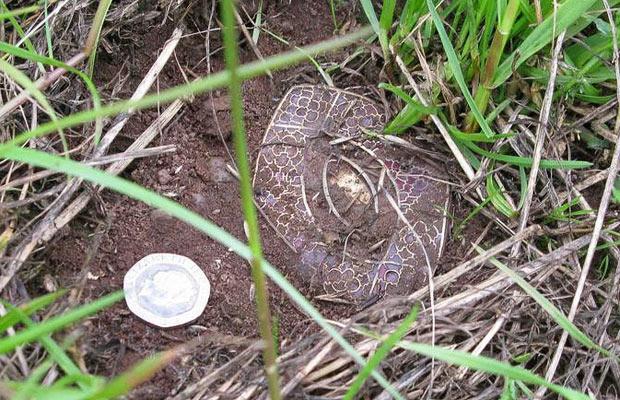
[[123, 253, 211, 328]]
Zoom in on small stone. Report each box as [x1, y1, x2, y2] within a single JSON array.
[[150, 209, 173, 221], [190, 192, 208, 209], [204, 127, 232, 140], [205, 95, 230, 112], [195, 157, 235, 183], [131, 169, 142, 181], [87, 272, 101, 280], [321, 231, 340, 246], [43, 274, 58, 293], [209, 158, 235, 183], [157, 169, 172, 185], [201, 112, 232, 140], [280, 19, 293, 33], [150, 209, 176, 233]]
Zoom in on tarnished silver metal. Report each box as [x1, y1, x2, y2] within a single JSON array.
[[123, 253, 211, 328], [253, 85, 450, 303]]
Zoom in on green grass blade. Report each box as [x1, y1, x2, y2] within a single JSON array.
[[0, 145, 404, 399], [379, 82, 438, 133], [0, 0, 40, 68], [379, 83, 438, 113], [20, 388, 85, 400], [221, 0, 281, 397], [343, 305, 419, 400], [396, 0, 424, 41], [85, 0, 113, 78], [0, 57, 55, 113], [360, 0, 390, 58], [4, 26, 373, 148], [492, 0, 604, 87], [517, 166, 527, 210], [242, 24, 333, 85], [448, 125, 513, 143], [85, 348, 179, 399], [480, 250, 610, 357], [379, 0, 396, 33], [0, 291, 123, 355], [329, 0, 338, 30], [453, 196, 492, 238], [252, 0, 263, 43], [384, 103, 426, 134], [462, 141, 591, 169], [486, 174, 517, 218], [484, 99, 512, 125], [0, 4, 39, 19], [0, 42, 103, 144], [499, 377, 517, 400], [8, 303, 85, 385], [465, 0, 520, 131], [43, 0, 53, 58], [360, 0, 380, 36], [304, 53, 334, 86], [0, 290, 67, 332], [566, 31, 616, 69], [0, 57, 67, 153], [378, 0, 396, 58], [425, 0, 496, 138], [398, 341, 590, 400], [13, 358, 54, 400], [51, 373, 103, 390]]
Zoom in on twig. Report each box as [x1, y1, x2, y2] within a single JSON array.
[[0, 304, 28, 377], [0, 186, 63, 210], [17, 0, 68, 49], [347, 138, 401, 209], [341, 229, 357, 265], [322, 158, 350, 226], [1, 92, 184, 293], [390, 45, 476, 182], [378, 134, 448, 163], [536, 2, 620, 395], [426, 223, 618, 319], [569, 98, 617, 128], [455, 298, 513, 379], [555, 169, 608, 204], [0, 52, 86, 123], [510, 30, 565, 258], [94, 28, 183, 158], [234, 8, 272, 78], [0, 146, 176, 192], [171, 342, 262, 400], [399, 224, 542, 305], [533, 0, 543, 23], [280, 339, 336, 396], [46, 101, 184, 239], [300, 174, 315, 221]]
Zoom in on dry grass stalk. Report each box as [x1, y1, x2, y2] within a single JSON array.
[[0, 27, 184, 293], [510, 30, 566, 258], [536, 1, 620, 396]]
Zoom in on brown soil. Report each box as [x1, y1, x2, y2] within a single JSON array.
[[39, 1, 482, 398]]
